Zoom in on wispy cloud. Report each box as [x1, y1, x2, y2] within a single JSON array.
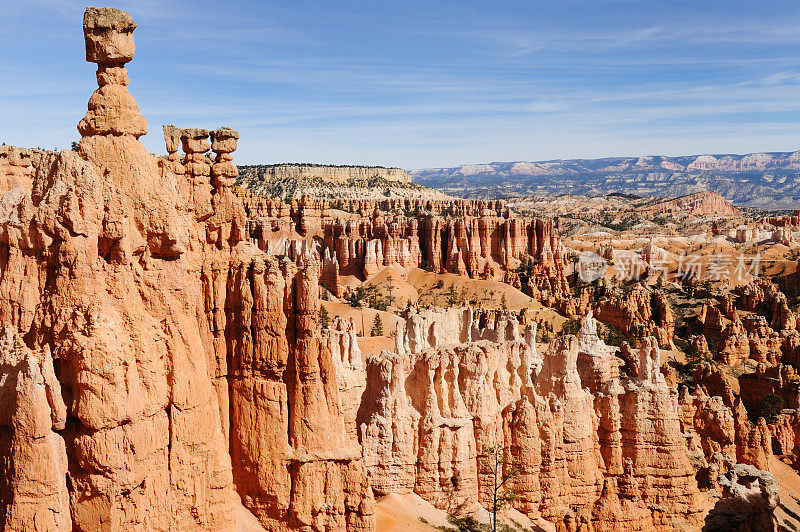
[[2, 0, 800, 168], [757, 71, 800, 85]]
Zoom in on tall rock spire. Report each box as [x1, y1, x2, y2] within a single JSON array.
[[77, 7, 185, 259], [78, 7, 147, 138]]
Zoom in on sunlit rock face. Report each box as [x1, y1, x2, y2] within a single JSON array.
[[353, 307, 717, 529], [0, 7, 374, 531], [243, 196, 570, 292]]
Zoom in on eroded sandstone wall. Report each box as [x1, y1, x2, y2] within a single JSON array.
[[242, 192, 570, 292], [0, 8, 374, 531], [355, 310, 710, 529]]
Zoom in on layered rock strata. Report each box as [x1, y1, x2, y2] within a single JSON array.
[[245, 164, 411, 183]]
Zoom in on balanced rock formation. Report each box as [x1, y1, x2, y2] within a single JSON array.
[[0, 8, 239, 530]]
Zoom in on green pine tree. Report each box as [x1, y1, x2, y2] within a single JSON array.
[[370, 314, 383, 337], [319, 305, 330, 329]]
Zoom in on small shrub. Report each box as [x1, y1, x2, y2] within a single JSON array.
[[347, 286, 367, 308], [602, 323, 627, 347], [560, 318, 581, 336], [446, 515, 483, 532], [754, 393, 784, 424], [319, 285, 331, 301]]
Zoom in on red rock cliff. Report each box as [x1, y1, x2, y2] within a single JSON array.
[[0, 8, 374, 531]]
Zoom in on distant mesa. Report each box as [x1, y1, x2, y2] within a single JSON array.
[[236, 162, 451, 203], [244, 163, 412, 184]]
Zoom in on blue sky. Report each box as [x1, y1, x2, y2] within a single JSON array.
[[2, 0, 800, 168]]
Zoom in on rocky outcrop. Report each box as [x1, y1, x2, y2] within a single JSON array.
[[0, 328, 70, 531], [736, 279, 799, 333], [0, 146, 35, 193], [357, 307, 541, 514], [237, 164, 453, 203], [324, 211, 422, 278], [323, 316, 366, 441], [576, 311, 618, 394], [615, 338, 703, 523], [698, 303, 750, 366], [733, 399, 773, 471], [704, 464, 779, 531], [0, 8, 374, 531], [591, 471, 655, 532], [636, 191, 739, 216], [243, 192, 569, 287], [742, 315, 782, 365], [678, 386, 736, 489], [356, 198, 507, 218], [739, 363, 800, 412], [535, 335, 603, 519], [357, 350, 420, 497], [770, 411, 800, 465], [693, 362, 736, 408], [207, 128, 247, 250], [226, 256, 375, 530], [684, 362, 775, 473], [684, 281, 800, 371], [594, 286, 675, 349]]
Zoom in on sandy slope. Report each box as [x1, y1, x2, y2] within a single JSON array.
[[375, 492, 555, 532], [235, 502, 267, 531], [770, 456, 800, 530], [376, 493, 448, 531]]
